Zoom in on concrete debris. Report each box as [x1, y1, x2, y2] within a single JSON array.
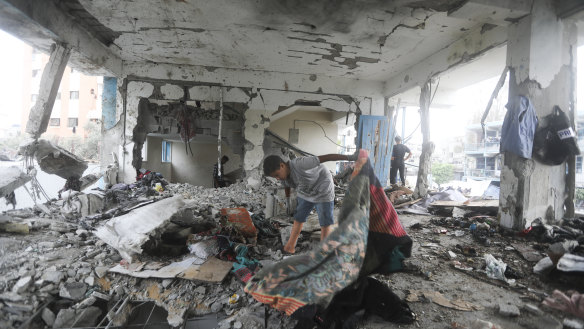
[[470, 319, 502, 329], [11, 276, 32, 294], [2, 167, 583, 329], [59, 282, 87, 300], [0, 166, 32, 199], [95, 195, 186, 262], [41, 270, 65, 283], [53, 306, 101, 328], [0, 220, 29, 234], [59, 191, 105, 219], [498, 303, 520, 317], [19, 139, 87, 180], [41, 308, 55, 326], [94, 266, 109, 278]]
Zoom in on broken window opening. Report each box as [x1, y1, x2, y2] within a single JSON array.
[[70, 91, 79, 99], [162, 140, 172, 163], [67, 117, 78, 128], [49, 118, 60, 126], [31, 69, 40, 78]]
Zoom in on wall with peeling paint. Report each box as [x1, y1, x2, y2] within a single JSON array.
[[244, 109, 272, 188], [269, 111, 339, 172], [142, 136, 172, 181], [171, 141, 241, 188], [499, 0, 578, 229]]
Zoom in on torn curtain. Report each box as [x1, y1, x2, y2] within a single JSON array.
[[244, 150, 412, 317]]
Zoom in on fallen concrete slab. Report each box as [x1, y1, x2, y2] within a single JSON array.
[[0, 166, 32, 198], [28, 139, 88, 180], [95, 195, 186, 262]]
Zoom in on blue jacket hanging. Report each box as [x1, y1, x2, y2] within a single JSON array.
[[500, 95, 538, 159]]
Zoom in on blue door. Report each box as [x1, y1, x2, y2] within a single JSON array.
[[357, 115, 394, 187]]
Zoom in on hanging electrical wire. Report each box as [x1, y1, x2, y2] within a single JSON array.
[[293, 119, 356, 150], [403, 77, 440, 144]]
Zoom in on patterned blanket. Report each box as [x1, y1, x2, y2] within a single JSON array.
[[245, 150, 412, 317]]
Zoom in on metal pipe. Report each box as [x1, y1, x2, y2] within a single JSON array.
[[217, 86, 224, 180]]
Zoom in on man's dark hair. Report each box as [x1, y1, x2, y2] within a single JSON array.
[[263, 155, 284, 176], [395, 136, 402, 142], [221, 155, 229, 162]]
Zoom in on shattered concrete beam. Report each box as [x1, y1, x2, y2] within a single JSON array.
[[95, 196, 187, 262], [28, 139, 88, 180], [123, 61, 384, 100], [0, 166, 32, 198], [383, 24, 507, 97], [25, 43, 70, 139], [0, 0, 122, 76]]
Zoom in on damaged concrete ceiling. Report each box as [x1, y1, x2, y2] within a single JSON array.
[[0, 0, 537, 85], [72, 0, 526, 81]]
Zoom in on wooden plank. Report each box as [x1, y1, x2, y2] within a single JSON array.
[[394, 198, 422, 208], [429, 200, 499, 208], [178, 257, 233, 283]]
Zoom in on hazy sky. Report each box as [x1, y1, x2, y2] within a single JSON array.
[[0, 30, 26, 130]]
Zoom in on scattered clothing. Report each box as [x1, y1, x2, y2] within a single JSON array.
[[542, 290, 584, 319], [500, 95, 538, 159], [245, 150, 412, 320]]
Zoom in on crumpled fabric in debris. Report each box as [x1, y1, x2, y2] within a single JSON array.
[[244, 150, 412, 317], [294, 277, 415, 329], [231, 244, 260, 283], [542, 290, 584, 319]]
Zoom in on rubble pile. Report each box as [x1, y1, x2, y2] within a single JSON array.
[[2, 159, 584, 328], [0, 178, 307, 329], [402, 209, 584, 327]]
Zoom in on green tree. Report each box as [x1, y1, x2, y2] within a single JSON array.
[[432, 163, 454, 187], [44, 120, 101, 161], [75, 121, 101, 161]]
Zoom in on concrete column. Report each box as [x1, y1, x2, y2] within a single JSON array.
[[414, 80, 434, 199], [499, 0, 578, 229], [102, 77, 118, 130], [243, 109, 271, 188], [25, 43, 70, 138]]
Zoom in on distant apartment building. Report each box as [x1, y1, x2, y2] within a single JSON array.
[[20, 48, 102, 139], [463, 121, 503, 181], [434, 136, 465, 180]]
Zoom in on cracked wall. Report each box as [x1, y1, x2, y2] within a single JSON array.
[[102, 71, 383, 187], [499, 0, 578, 229]]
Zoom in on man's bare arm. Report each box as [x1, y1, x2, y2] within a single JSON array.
[[318, 154, 352, 163], [405, 152, 412, 161]]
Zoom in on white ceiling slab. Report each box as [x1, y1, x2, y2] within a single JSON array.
[[75, 0, 526, 81]]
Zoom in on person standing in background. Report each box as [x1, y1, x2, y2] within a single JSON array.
[[390, 136, 412, 186]]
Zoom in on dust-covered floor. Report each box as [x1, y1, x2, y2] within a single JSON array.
[[359, 214, 582, 329], [1, 181, 583, 329]]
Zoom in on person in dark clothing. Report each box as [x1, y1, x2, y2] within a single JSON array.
[[390, 136, 412, 186], [213, 156, 229, 188]]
